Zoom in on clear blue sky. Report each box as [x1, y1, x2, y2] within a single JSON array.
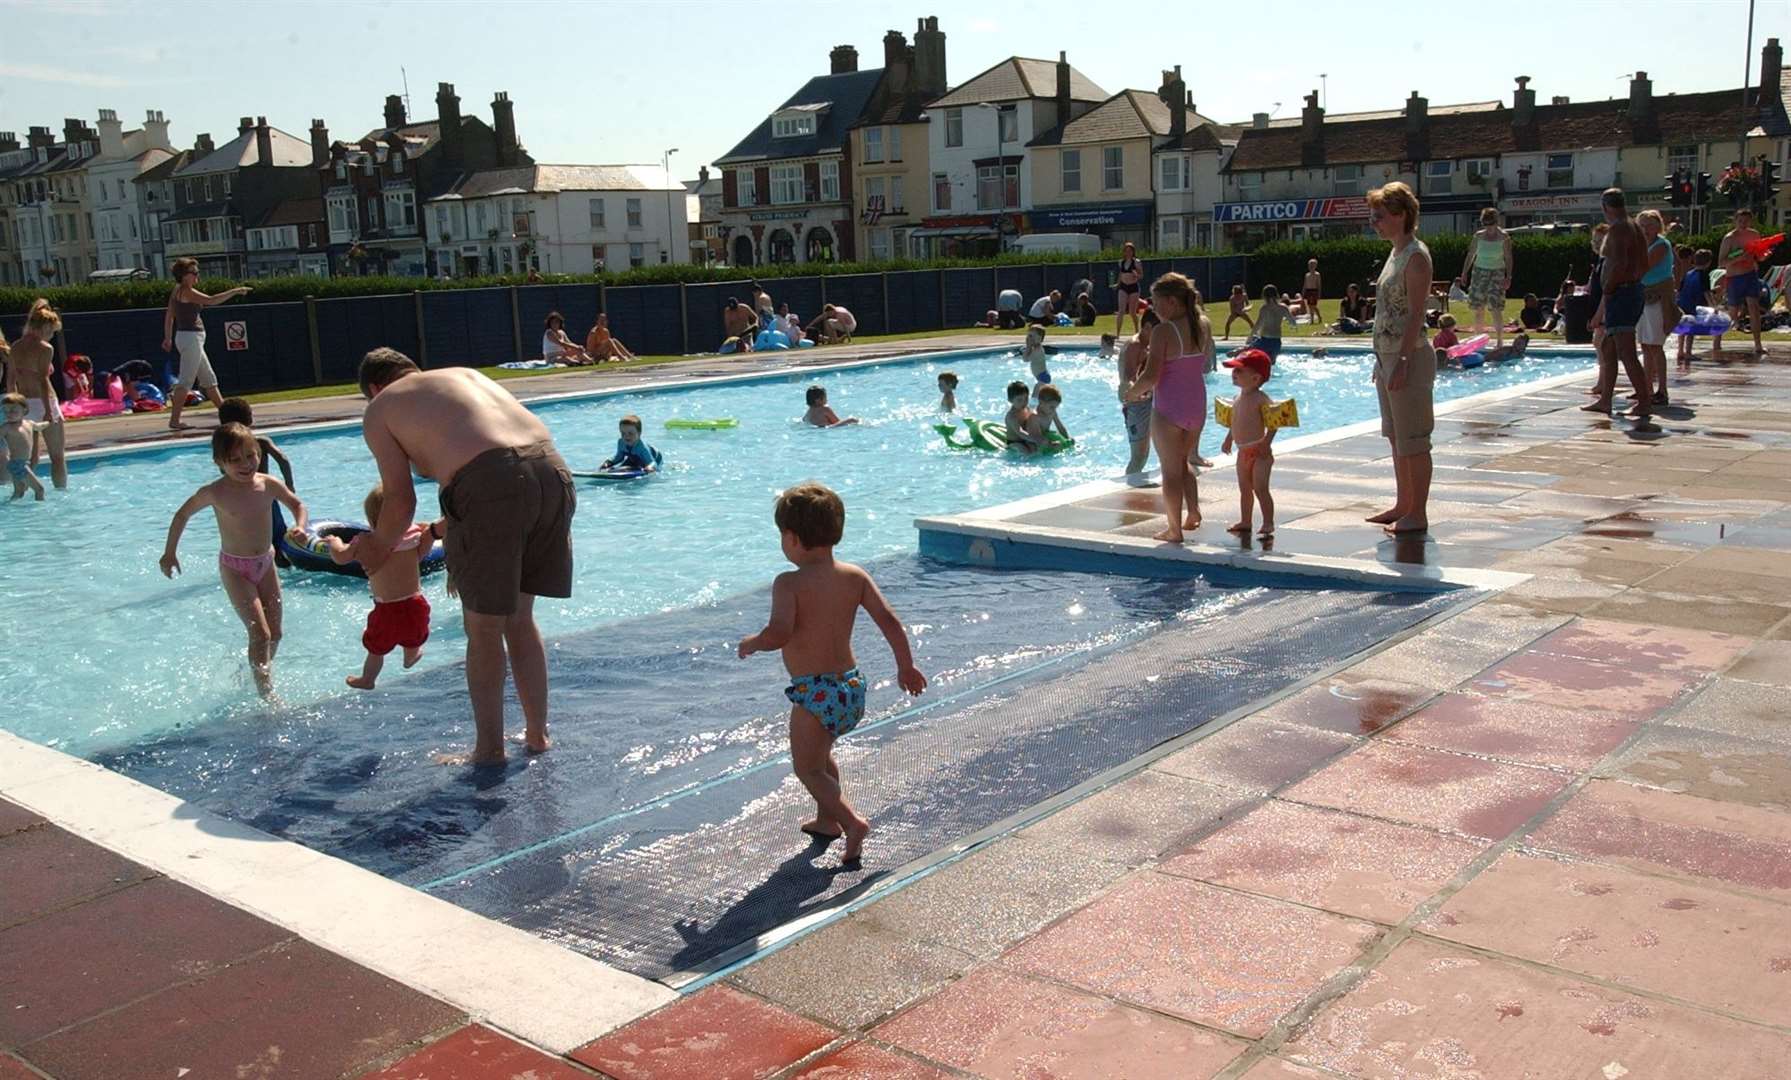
[[0, 0, 1776, 178]]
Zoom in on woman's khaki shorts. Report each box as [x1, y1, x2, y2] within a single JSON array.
[[1374, 345, 1436, 457]]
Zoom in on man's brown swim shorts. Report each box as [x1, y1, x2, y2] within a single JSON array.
[[439, 441, 576, 615]]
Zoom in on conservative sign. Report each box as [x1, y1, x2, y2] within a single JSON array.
[[1214, 197, 1369, 223]]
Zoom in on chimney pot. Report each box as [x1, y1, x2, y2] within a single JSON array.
[[1252, 112, 1270, 129], [829, 44, 858, 74]]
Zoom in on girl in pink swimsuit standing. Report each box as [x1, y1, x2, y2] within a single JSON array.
[[1125, 272, 1211, 542]]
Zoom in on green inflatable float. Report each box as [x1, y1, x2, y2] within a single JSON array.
[[933, 418, 1073, 454]]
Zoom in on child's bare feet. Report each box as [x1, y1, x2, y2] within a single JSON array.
[[1183, 513, 1202, 530], [800, 817, 842, 840], [436, 748, 507, 766], [1153, 528, 1184, 543], [524, 732, 551, 754], [252, 664, 273, 698], [1385, 515, 1428, 535], [1365, 508, 1401, 524], [840, 815, 871, 864], [402, 646, 423, 669], [1227, 521, 1251, 534], [1258, 521, 1275, 537], [346, 674, 376, 690]]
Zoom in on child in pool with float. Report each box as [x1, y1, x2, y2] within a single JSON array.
[[738, 482, 926, 865], [159, 423, 308, 697], [601, 414, 663, 472]]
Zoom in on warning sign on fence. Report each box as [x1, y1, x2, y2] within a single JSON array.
[[224, 321, 248, 351]]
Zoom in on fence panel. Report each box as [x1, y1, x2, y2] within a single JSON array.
[[942, 268, 995, 328], [819, 274, 885, 336], [682, 282, 728, 352], [1212, 255, 1249, 297], [211, 303, 314, 392], [776, 278, 824, 329], [420, 288, 512, 368], [994, 266, 1046, 308], [313, 294, 420, 383], [885, 270, 941, 333], [603, 284, 683, 357]]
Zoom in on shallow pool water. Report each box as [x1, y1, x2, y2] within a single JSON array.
[[1, 341, 1585, 753]]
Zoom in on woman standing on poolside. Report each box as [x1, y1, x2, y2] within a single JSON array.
[[1125, 273, 1211, 542], [1460, 208, 1512, 351], [1366, 182, 1434, 536], [5, 300, 68, 489], [1114, 242, 1143, 336], [161, 257, 251, 432]]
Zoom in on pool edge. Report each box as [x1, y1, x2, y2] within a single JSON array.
[[0, 729, 676, 1053]]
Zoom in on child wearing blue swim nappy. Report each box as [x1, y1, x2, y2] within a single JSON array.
[[738, 482, 927, 866]]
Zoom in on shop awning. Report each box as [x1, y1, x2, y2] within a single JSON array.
[[908, 226, 997, 238]]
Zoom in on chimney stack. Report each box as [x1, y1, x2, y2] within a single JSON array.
[[1251, 112, 1270, 129], [436, 82, 462, 163], [1300, 90, 1325, 165], [1159, 65, 1188, 137], [194, 132, 214, 155], [96, 108, 124, 158], [882, 30, 911, 91], [143, 109, 171, 152], [237, 116, 254, 137], [62, 118, 88, 146], [309, 119, 329, 167], [1512, 76, 1535, 129], [829, 44, 858, 74], [253, 116, 272, 168], [1628, 71, 1654, 134], [1403, 90, 1429, 160], [384, 94, 407, 130], [0, 132, 17, 153], [913, 16, 946, 99], [28, 126, 54, 149], [491, 91, 518, 166], [1761, 38, 1783, 106]]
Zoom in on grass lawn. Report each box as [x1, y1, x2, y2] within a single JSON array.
[[240, 297, 1556, 406]]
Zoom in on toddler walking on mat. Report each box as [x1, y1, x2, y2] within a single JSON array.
[[738, 482, 927, 865], [330, 482, 438, 689]]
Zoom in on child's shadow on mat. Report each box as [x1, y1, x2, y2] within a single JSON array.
[[670, 837, 887, 970]]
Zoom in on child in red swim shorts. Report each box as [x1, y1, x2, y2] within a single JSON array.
[[328, 482, 438, 689]]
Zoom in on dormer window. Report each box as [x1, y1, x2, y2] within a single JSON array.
[[772, 106, 823, 138]]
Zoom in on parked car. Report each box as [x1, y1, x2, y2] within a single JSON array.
[[1010, 232, 1103, 257], [86, 268, 154, 283]]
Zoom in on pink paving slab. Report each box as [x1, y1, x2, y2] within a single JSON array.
[[1422, 850, 1791, 1024], [874, 966, 1247, 1079], [1281, 741, 1574, 840], [1001, 873, 1380, 1037], [1384, 691, 1641, 771], [571, 986, 836, 1080], [1284, 936, 1791, 1079], [361, 1024, 597, 1080], [1158, 799, 1486, 924]]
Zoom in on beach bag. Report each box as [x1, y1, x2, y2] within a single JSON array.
[[1645, 280, 1680, 331]]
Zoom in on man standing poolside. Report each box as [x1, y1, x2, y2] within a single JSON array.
[[1718, 209, 1765, 357], [1582, 189, 1653, 427], [351, 348, 576, 765]]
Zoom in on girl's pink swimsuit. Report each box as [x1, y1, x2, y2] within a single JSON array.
[[1152, 319, 1208, 431]]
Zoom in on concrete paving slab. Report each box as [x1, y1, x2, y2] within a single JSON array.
[[1250, 674, 1437, 737], [874, 966, 1246, 1079], [0, 826, 157, 929], [1663, 677, 1791, 744], [1725, 639, 1791, 686], [1595, 727, 1791, 812], [1016, 770, 1250, 866], [1384, 691, 1640, 772], [1284, 936, 1790, 1080], [1526, 780, 1791, 898], [1151, 718, 1359, 795], [727, 915, 975, 1030], [1001, 873, 1381, 1038], [571, 986, 836, 1080], [788, 1042, 955, 1079], [360, 1024, 598, 1080], [1158, 799, 1485, 925], [1281, 742, 1573, 841]]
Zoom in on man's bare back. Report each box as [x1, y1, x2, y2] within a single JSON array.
[[1603, 219, 1647, 286], [775, 561, 873, 676], [363, 367, 551, 485]]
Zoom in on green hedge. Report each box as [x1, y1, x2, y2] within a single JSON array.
[[0, 245, 1224, 315]]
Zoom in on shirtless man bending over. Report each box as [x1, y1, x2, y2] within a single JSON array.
[[350, 348, 577, 765]]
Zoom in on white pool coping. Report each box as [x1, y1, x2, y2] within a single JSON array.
[[915, 364, 1594, 593], [0, 730, 675, 1053]]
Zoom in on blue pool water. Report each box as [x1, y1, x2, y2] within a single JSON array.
[[0, 341, 1586, 754]]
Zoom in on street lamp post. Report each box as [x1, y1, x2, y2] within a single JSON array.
[[662, 147, 679, 265], [979, 102, 1008, 251]]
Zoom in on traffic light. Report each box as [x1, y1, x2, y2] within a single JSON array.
[[1695, 171, 1712, 205], [1765, 160, 1782, 204], [1665, 172, 1684, 206]]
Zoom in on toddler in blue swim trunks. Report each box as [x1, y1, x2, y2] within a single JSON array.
[[601, 414, 662, 472], [738, 482, 927, 865]]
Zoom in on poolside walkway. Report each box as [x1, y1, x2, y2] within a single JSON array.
[[5, 342, 1790, 1077]]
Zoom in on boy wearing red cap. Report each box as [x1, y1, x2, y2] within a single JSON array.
[[1221, 348, 1280, 538]]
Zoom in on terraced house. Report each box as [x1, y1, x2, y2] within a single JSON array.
[[715, 42, 886, 266], [163, 117, 316, 278], [847, 18, 947, 262], [6, 121, 100, 287]]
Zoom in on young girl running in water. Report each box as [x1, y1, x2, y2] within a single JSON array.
[[160, 423, 308, 696], [1125, 273, 1211, 542]]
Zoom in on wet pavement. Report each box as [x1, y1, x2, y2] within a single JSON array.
[[5, 343, 1791, 1077]]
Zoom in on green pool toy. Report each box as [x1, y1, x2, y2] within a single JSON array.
[[934, 419, 1073, 454], [665, 418, 738, 430]]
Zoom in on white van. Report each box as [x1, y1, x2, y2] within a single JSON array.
[[1010, 232, 1103, 257]]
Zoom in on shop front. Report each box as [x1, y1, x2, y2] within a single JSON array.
[[1499, 191, 1606, 228], [722, 207, 851, 266], [1422, 193, 1503, 236], [1028, 202, 1153, 249], [1214, 196, 1369, 250], [910, 212, 1024, 259]]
